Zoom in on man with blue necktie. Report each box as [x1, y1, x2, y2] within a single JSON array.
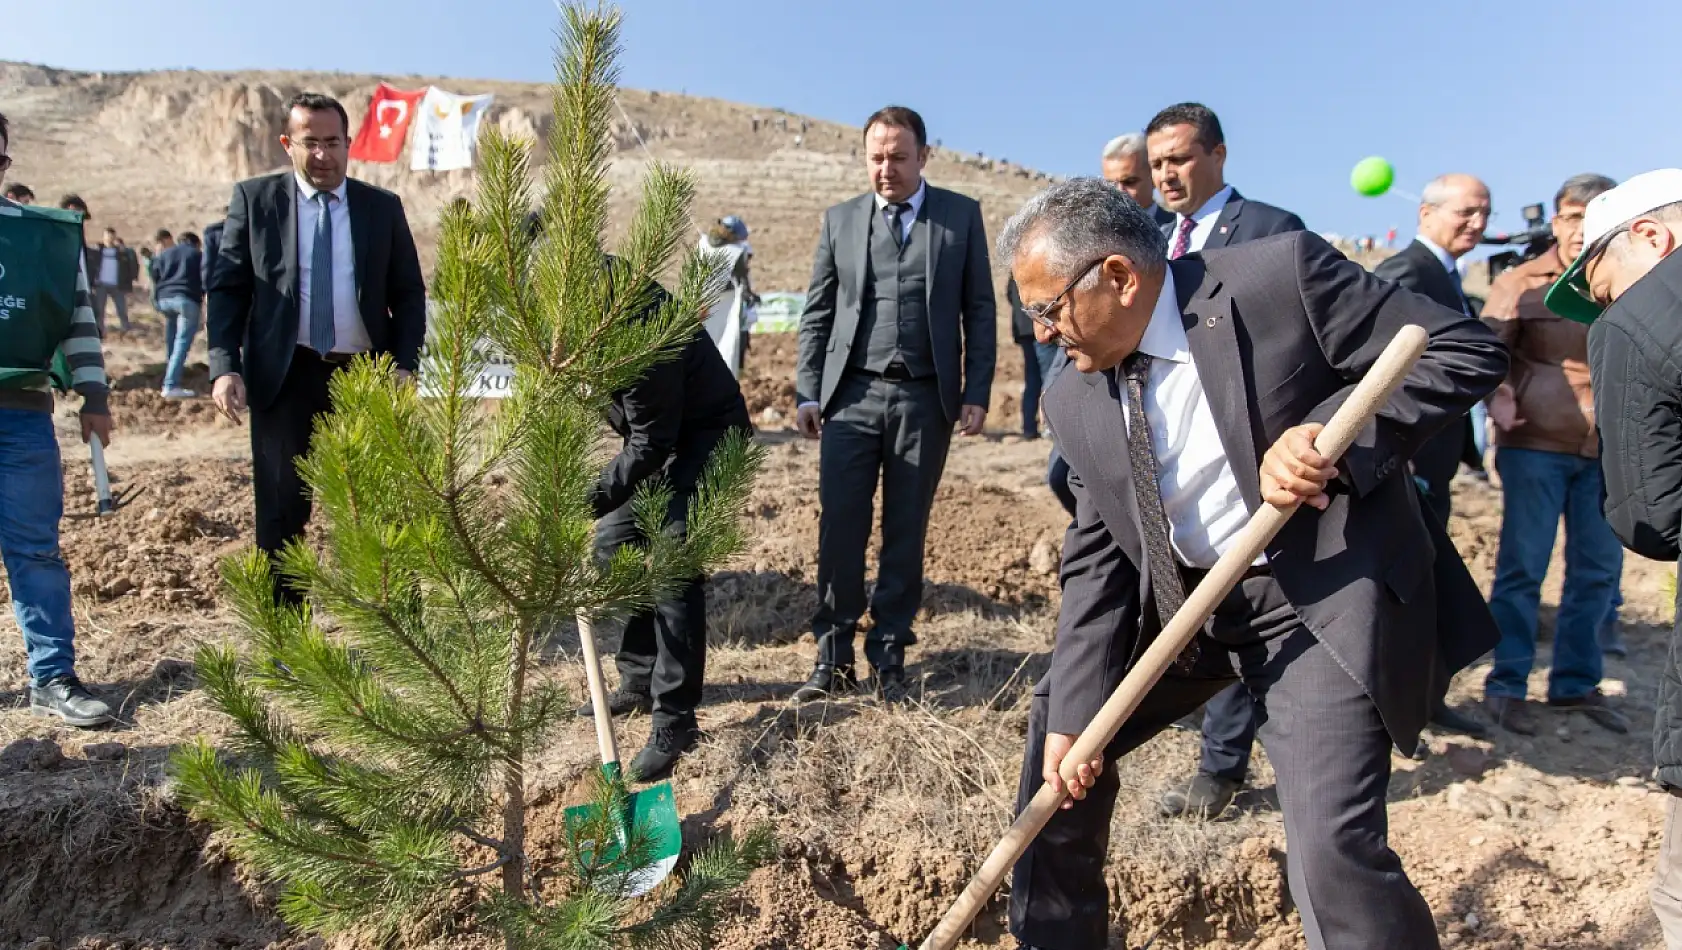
[[208, 92, 427, 604]]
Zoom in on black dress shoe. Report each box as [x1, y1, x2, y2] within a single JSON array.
[[575, 687, 652, 719], [793, 664, 857, 703], [874, 666, 908, 704], [31, 675, 114, 728], [1429, 703, 1489, 739], [629, 723, 698, 782], [1158, 772, 1241, 820]]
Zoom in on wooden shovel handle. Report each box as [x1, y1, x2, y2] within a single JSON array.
[[916, 324, 1430, 950], [576, 616, 620, 768]]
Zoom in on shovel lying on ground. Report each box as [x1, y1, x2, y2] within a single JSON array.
[[562, 616, 682, 897], [903, 324, 1431, 950]]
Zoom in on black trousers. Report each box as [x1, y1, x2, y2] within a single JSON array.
[[1010, 576, 1437, 950], [593, 448, 720, 731], [811, 372, 952, 672], [250, 348, 344, 605]]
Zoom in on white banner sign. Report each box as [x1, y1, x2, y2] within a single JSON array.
[[751, 292, 804, 333], [411, 87, 494, 172]]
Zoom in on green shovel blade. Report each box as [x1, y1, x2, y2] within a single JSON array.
[[563, 764, 682, 898]]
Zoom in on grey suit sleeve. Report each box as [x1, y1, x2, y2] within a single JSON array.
[[1047, 466, 1140, 736], [796, 210, 838, 406], [385, 194, 428, 372], [207, 181, 254, 381], [1294, 233, 1508, 496], [1590, 319, 1682, 562], [959, 202, 997, 409]]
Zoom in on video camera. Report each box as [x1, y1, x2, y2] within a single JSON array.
[[1481, 202, 1554, 283]]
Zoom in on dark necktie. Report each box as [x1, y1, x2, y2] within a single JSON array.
[[1170, 216, 1196, 260], [1447, 266, 1472, 316], [310, 191, 337, 355], [885, 201, 911, 248], [1122, 352, 1198, 672]]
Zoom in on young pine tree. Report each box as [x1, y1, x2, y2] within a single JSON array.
[[170, 6, 769, 947]]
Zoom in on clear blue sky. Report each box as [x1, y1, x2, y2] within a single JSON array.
[[7, 0, 1679, 245]]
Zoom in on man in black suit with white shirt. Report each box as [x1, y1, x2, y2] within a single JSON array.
[[1000, 178, 1506, 950], [208, 92, 427, 604]]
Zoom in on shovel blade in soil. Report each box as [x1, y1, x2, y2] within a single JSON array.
[[562, 778, 682, 898]]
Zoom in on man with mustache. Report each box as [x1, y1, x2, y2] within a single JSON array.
[[208, 92, 427, 605]]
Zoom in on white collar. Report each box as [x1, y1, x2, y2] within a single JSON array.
[[1181, 184, 1234, 226], [1134, 269, 1190, 365], [874, 179, 927, 215], [1414, 234, 1459, 275], [295, 172, 349, 204]]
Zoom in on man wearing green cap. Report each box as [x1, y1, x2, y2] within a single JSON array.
[[1553, 167, 1682, 947]]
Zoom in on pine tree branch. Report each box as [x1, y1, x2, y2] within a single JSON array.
[[453, 853, 515, 880]]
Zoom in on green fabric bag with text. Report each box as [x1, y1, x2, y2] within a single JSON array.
[[0, 203, 83, 390]]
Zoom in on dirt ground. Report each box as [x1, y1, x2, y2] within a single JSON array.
[[1, 309, 1675, 950]]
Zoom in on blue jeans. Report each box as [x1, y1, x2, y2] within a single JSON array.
[[1484, 447, 1624, 702], [158, 295, 202, 391], [0, 408, 77, 685]]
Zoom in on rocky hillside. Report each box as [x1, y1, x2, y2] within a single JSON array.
[[0, 60, 1055, 292]]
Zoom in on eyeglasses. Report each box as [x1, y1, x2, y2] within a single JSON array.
[[1442, 205, 1493, 221], [1554, 211, 1585, 225], [1022, 257, 1106, 333], [0, 154, 12, 172]]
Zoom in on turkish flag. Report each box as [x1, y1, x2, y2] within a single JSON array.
[[349, 83, 426, 163]]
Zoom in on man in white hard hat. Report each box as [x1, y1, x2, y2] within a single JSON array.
[[1551, 168, 1682, 948]]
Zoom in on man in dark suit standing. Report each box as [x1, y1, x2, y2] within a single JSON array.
[[1000, 178, 1506, 950], [579, 267, 753, 779], [793, 105, 995, 704], [1142, 102, 1310, 820], [1375, 173, 1492, 527], [208, 92, 426, 604], [1371, 174, 1497, 741]]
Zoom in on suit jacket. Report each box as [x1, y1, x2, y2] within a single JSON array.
[[1150, 203, 1176, 234], [1043, 232, 1507, 750], [796, 184, 996, 422], [1196, 188, 1307, 250], [1373, 239, 1485, 484], [207, 171, 427, 412], [592, 281, 753, 519]]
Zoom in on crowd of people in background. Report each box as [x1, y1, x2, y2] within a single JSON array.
[[7, 83, 1682, 949]]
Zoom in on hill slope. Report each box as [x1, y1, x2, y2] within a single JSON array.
[[0, 60, 1055, 291]]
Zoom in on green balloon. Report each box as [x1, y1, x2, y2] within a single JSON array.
[[1351, 156, 1395, 197]]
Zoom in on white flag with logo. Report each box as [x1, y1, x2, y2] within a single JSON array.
[[411, 87, 494, 172]]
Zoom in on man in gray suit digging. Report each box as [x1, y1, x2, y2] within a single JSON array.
[[793, 105, 996, 705]]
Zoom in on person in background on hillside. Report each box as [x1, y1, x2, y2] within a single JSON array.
[[0, 110, 117, 727], [697, 215, 757, 376], [91, 225, 138, 334], [1006, 275, 1044, 440], [3, 182, 33, 204], [146, 229, 174, 307], [201, 218, 224, 297], [1550, 168, 1682, 949], [207, 92, 426, 606], [1479, 173, 1628, 738], [152, 228, 204, 399], [794, 105, 996, 705], [1142, 102, 1310, 823]]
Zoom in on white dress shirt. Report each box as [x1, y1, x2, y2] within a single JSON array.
[[294, 173, 369, 353], [873, 179, 926, 244], [1414, 233, 1458, 275], [1123, 268, 1258, 568], [1172, 184, 1234, 255]]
